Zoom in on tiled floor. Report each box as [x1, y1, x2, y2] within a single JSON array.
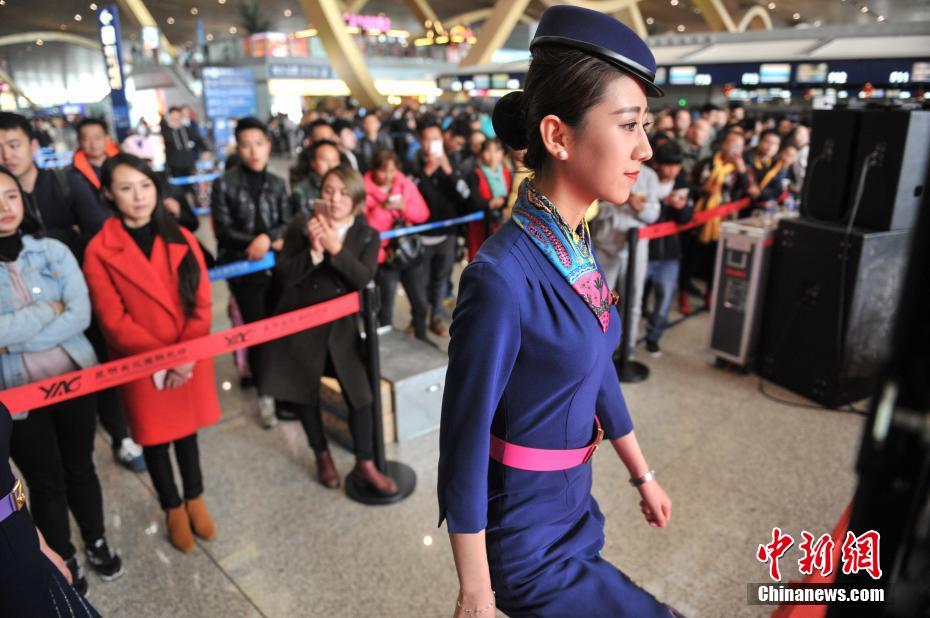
[[74, 275, 864, 617]]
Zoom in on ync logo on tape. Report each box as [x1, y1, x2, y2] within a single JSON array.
[[40, 376, 82, 401], [224, 330, 252, 346]]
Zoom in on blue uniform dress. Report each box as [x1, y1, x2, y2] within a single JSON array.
[[438, 218, 672, 617]]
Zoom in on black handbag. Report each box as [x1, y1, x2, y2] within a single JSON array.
[[386, 211, 424, 269]]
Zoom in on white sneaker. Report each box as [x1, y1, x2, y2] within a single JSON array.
[[114, 437, 146, 472], [258, 395, 277, 429]]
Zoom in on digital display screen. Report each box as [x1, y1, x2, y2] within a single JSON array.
[[491, 73, 509, 89], [796, 63, 828, 83], [669, 66, 697, 85], [472, 74, 490, 89], [760, 63, 791, 84], [912, 62, 930, 82]]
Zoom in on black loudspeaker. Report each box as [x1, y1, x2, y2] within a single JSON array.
[[803, 109, 863, 223], [758, 218, 910, 407], [848, 110, 930, 231]]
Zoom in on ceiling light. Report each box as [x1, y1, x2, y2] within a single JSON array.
[[861, 6, 869, 13], [229, 26, 237, 34], [646, 16, 655, 25], [284, 8, 292, 17], [676, 24, 686, 32], [218, 0, 226, 4], [191, 7, 198, 15], [36, 39, 44, 46], [670, 0, 679, 5], [89, 2, 97, 9], [167, 16, 175, 24], [767, 2, 776, 9], [74, 13, 82, 21], [206, 33, 214, 41], [60, 23, 67, 30], [877, 14, 885, 21], [792, 12, 800, 20]]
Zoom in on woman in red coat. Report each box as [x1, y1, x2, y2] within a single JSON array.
[[466, 138, 512, 260], [83, 153, 220, 553]]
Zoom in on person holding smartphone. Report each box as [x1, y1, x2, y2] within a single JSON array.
[[261, 166, 397, 495], [83, 154, 220, 554], [643, 142, 693, 357]]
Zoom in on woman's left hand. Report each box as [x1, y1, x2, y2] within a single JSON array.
[[638, 481, 672, 528], [312, 215, 343, 256], [37, 529, 71, 584]]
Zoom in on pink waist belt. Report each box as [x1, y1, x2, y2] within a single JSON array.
[[489, 417, 605, 472]]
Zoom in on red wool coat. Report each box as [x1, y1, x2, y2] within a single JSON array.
[[82, 218, 220, 446]]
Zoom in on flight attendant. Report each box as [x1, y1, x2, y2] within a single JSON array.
[[438, 7, 680, 617]]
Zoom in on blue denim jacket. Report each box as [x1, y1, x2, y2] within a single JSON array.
[[0, 235, 97, 392]]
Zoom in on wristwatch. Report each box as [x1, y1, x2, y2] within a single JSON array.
[[629, 469, 656, 488]]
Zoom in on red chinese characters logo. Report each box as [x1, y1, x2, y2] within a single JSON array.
[[840, 530, 882, 580], [757, 528, 795, 581], [757, 528, 882, 581]]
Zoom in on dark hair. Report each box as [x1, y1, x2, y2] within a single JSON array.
[[370, 147, 399, 171], [331, 119, 354, 135], [480, 137, 503, 153], [654, 141, 683, 165], [76, 117, 109, 136], [307, 119, 334, 136], [759, 129, 781, 143], [0, 165, 44, 237], [234, 116, 269, 141], [0, 112, 34, 140], [443, 119, 471, 139], [492, 44, 630, 173], [416, 115, 442, 136], [101, 153, 202, 316], [290, 140, 340, 184], [167, 106, 182, 114]]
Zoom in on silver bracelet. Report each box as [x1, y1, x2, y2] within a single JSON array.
[[629, 469, 656, 487], [457, 591, 495, 615]]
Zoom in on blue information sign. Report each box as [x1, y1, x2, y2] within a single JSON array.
[[96, 5, 131, 142], [201, 66, 258, 119]]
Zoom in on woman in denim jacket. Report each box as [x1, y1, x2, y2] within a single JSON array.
[[0, 165, 123, 596]]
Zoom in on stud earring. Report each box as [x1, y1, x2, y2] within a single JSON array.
[[558, 150, 568, 160]]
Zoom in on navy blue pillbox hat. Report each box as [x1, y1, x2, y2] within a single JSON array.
[[531, 5, 664, 98]]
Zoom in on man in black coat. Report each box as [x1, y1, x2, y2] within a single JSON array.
[[210, 117, 292, 429], [407, 118, 469, 336]]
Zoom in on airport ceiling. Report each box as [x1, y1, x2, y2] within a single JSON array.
[[1, 0, 928, 47]]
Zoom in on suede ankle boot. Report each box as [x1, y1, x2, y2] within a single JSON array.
[[185, 495, 216, 541], [166, 505, 194, 552]]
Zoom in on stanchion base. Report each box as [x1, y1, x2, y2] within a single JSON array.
[[616, 359, 650, 383], [345, 460, 417, 506]]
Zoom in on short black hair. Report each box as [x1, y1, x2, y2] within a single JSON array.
[[654, 140, 684, 165], [759, 129, 781, 142], [331, 119, 354, 135], [77, 116, 109, 136], [416, 115, 442, 135], [307, 119, 334, 135], [444, 119, 471, 139], [309, 139, 340, 159], [0, 112, 34, 140], [167, 106, 182, 114], [234, 116, 269, 141]]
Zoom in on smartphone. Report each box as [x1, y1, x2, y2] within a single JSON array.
[[428, 140, 444, 157], [388, 193, 402, 206], [312, 198, 330, 218], [152, 369, 168, 391]]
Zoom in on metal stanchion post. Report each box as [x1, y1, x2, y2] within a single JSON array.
[[615, 227, 650, 383], [345, 282, 417, 505]]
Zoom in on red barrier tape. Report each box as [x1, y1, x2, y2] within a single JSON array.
[[638, 197, 752, 241], [0, 292, 361, 415]]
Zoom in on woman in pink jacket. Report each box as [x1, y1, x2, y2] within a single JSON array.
[[363, 148, 431, 341]]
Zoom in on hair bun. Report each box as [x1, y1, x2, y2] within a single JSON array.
[[492, 91, 528, 150]]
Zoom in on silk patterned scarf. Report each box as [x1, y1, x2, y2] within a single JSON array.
[[511, 179, 612, 333]]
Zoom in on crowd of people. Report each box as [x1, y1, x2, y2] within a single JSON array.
[[0, 97, 809, 609]]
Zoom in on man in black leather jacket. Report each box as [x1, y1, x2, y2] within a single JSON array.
[[211, 117, 292, 428]]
